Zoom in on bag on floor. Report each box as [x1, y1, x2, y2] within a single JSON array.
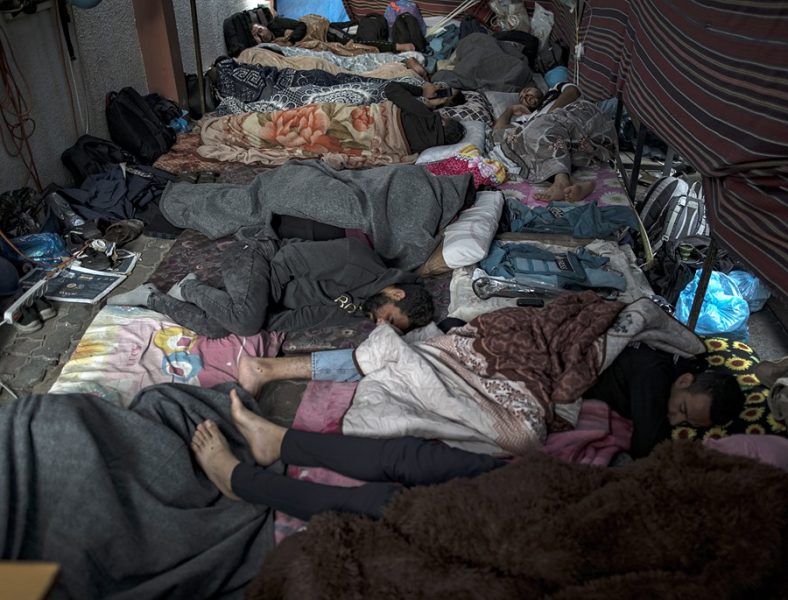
[[185, 73, 218, 120], [639, 176, 709, 255], [357, 14, 389, 42], [106, 87, 175, 165], [61, 135, 136, 187], [535, 42, 565, 73], [385, 0, 426, 37], [392, 13, 427, 51]]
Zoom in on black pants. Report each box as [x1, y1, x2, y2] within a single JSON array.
[[231, 430, 505, 520]]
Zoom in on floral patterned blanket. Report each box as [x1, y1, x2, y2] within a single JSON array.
[[344, 293, 704, 456], [199, 101, 416, 168]]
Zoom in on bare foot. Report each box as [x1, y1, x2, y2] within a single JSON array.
[[564, 180, 596, 202], [191, 420, 240, 499], [534, 180, 569, 201], [230, 389, 286, 466], [237, 352, 272, 398]]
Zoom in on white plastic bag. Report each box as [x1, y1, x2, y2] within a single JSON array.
[[530, 3, 555, 49]]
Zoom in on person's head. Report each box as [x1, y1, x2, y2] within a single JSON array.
[[518, 86, 544, 110], [666, 370, 745, 427], [441, 117, 465, 145], [252, 24, 274, 43], [362, 283, 434, 331], [403, 57, 429, 80]]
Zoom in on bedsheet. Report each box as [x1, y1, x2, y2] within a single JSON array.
[[500, 164, 630, 208], [49, 305, 283, 406]]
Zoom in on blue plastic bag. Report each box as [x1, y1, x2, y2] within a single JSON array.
[[2, 233, 69, 268], [728, 270, 770, 312], [675, 270, 750, 342]]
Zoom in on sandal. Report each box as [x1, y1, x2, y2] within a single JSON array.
[[103, 219, 145, 248]]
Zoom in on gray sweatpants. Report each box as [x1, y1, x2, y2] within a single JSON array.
[[148, 241, 272, 338]]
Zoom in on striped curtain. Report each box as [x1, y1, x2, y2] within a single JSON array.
[[563, 0, 788, 300]]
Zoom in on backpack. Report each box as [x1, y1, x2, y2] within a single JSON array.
[[392, 13, 427, 51], [145, 93, 181, 127], [459, 15, 488, 39], [357, 14, 389, 42], [223, 7, 272, 57], [185, 72, 218, 120], [106, 87, 175, 165], [639, 176, 709, 255], [384, 0, 426, 38], [535, 42, 565, 73], [61, 134, 136, 186]]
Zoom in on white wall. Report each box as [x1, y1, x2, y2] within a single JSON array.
[[0, 0, 146, 190]]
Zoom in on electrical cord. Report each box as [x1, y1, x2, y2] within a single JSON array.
[[0, 22, 42, 191]]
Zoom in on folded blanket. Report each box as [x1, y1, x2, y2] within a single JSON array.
[[248, 441, 788, 599]]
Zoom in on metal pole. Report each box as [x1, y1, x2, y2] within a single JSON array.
[[189, 0, 205, 116], [687, 237, 717, 332]]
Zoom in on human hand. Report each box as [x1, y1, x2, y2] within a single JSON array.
[[511, 104, 531, 116], [396, 42, 416, 52], [422, 82, 440, 99]]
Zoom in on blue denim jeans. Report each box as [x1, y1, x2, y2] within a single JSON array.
[[311, 349, 361, 382]]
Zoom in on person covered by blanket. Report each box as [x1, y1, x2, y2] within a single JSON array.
[[106, 237, 434, 338], [585, 344, 745, 458], [191, 387, 505, 521], [490, 81, 617, 203], [234, 338, 745, 460]]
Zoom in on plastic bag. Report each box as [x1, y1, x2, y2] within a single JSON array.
[[675, 270, 750, 341], [530, 3, 554, 49], [2, 233, 69, 269], [728, 270, 770, 313]]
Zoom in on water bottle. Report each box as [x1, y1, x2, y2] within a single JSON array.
[[44, 191, 86, 231]]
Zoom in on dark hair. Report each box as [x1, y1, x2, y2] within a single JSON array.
[[394, 283, 434, 329], [689, 371, 745, 424], [442, 117, 465, 145]]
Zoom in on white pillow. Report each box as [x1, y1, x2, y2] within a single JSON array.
[[483, 91, 520, 119], [415, 120, 486, 164], [441, 191, 504, 268]]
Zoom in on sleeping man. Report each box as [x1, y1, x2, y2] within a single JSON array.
[[107, 237, 434, 338], [197, 80, 467, 166], [490, 81, 617, 202]]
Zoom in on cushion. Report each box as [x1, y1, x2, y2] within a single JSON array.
[[415, 120, 486, 165], [671, 338, 787, 441], [483, 91, 520, 120], [442, 191, 504, 268], [437, 90, 494, 127]]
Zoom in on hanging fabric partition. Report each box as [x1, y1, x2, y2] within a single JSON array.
[[557, 0, 788, 300]]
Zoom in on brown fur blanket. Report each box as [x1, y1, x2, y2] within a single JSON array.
[[247, 442, 788, 599]]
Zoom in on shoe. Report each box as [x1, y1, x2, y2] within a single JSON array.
[[13, 306, 42, 333], [34, 298, 57, 321], [754, 357, 788, 388], [103, 219, 145, 248]]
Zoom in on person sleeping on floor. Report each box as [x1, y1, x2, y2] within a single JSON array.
[[107, 237, 434, 338], [189, 338, 749, 521], [197, 80, 467, 166], [490, 81, 617, 202]]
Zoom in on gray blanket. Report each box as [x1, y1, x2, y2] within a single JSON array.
[[160, 161, 472, 270], [432, 33, 533, 92], [0, 383, 276, 599]]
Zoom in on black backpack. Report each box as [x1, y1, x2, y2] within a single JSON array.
[[106, 87, 175, 165], [223, 7, 272, 57], [392, 13, 426, 52], [535, 42, 566, 73], [357, 14, 389, 42], [61, 134, 136, 186]]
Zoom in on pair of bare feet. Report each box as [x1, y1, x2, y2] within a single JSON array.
[[190, 389, 286, 500], [534, 177, 596, 202]]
